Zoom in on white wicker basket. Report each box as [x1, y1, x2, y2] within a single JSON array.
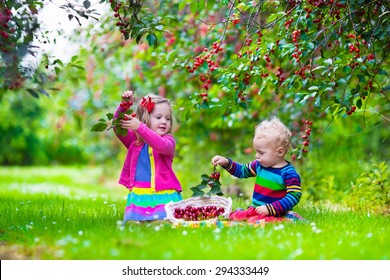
[[165, 196, 232, 224]]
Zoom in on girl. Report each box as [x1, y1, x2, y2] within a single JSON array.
[[114, 90, 182, 222]]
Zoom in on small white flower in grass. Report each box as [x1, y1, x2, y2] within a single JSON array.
[[182, 230, 188, 236], [34, 237, 40, 243], [274, 224, 285, 231], [116, 220, 123, 226], [52, 221, 56, 225], [213, 228, 221, 234], [82, 211, 86, 215], [15, 208, 19, 212], [78, 230, 83, 236], [311, 222, 321, 233], [154, 225, 161, 231], [104, 201, 108, 205], [316, 209, 320, 214], [366, 232, 373, 238]]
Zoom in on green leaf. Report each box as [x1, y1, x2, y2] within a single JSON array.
[[239, 102, 247, 109], [382, 85, 390, 91], [136, 34, 143, 44], [91, 122, 108, 132], [323, 58, 333, 65], [357, 75, 365, 83], [201, 174, 210, 181], [208, 185, 223, 195], [338, 78, 346, 85], [314, 96, 322, 108], [343, 66, 352, 74], [27, 89, 39, 98], [116, 127, 128, 137], [356, 98, 363, 109], [213, 180, 221, 187], [106, 113, 114, 120], [191, 187, 205, 197], [146, 33, 157, 48], [190, 1, 198, 14], [178, 1, 187, 10], [196, 183, 208, 190]]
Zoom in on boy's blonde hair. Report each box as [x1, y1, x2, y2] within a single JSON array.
[[254, 117, 292, 151], [134, 94, 173, 145]]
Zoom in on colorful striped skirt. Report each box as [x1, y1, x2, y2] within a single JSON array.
[[124, 187, 182, 221]]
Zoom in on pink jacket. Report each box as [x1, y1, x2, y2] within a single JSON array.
[[114, 106, 182, 192]]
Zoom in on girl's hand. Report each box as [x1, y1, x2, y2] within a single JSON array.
[[121, 90, 134, 100], [211, 155, 229, 167], [119, 114, 141, 130], [255, 205, 269, 216]]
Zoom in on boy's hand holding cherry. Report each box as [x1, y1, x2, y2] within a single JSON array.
[[211, 155, 229, 168]]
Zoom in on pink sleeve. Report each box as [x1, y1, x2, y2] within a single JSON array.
[[136, 123, 175, 156]]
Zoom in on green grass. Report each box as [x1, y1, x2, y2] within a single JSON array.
[[0, 166, 389, 260]]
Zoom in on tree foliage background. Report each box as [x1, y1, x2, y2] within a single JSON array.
[[0, 0, 389, 207]]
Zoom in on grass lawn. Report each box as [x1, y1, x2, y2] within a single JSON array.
[[0, 166, 389, 260]]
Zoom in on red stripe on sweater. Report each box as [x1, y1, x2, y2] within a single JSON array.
[[254, 184, 286, 198]]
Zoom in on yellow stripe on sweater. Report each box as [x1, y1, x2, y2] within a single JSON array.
[[131, 187, 176, 195], [148, 146, 156, 191]]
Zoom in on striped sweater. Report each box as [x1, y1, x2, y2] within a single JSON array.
[[224, 158, 302, 216]]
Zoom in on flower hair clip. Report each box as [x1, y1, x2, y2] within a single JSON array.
[[140, 96, 155, 113]]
